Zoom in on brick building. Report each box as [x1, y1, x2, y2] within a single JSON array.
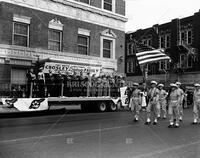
[[125, 10, 200, 86], [0, 0, 127, 92]]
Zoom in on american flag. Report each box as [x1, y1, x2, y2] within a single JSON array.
[[135, 42, 171, 65]]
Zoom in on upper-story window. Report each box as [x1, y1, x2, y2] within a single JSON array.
[[78, 28, 90, 55], [100, 29, 117, 59], [127, 58, 135, 73], [127, 43, 134, 56], [12, 14, 30, 47], [48, 19, 63, 51], [159, 60, 170, 71], [77, 0, 90, 4], [159, 34, 171, 48], [103, 0, 115, 12], [142, 38, 152, 46], [180, 54, 193, 68], [180, 29, 193, 45]]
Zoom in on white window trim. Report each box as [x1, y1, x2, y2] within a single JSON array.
[[159, 60, 170, 71], [13, 14, 31, 24], [100, 36, 115, 59], [102, 0, 116, 13], [78, 28, 90, 36], [77, 0, 91, 5], [187, 29, 192, 45], [77, 34, 90, 55], [49, 19, 63, 31]]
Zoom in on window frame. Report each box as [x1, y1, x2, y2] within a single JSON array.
[[12, 21, 30, 47], [102, 0, 115, 12], [48, 29, 63, 52], [159, 60, 170, 71], [77, 34, 90, 55], [100, 36, 115, 59], [126, 59, 135, 73], [187, 29, 192, 45]]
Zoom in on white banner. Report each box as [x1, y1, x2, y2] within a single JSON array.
[[120, 86, 129, 107], [43, 62, 101, 77], [1, 98, 48, 112]]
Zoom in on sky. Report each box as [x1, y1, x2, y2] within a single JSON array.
[[125, 0, 200, 32]]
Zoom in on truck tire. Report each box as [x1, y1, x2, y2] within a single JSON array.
[[98, 102, 107, 112], [109, 102, 117, 111]]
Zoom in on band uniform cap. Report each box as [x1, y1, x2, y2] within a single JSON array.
[[39, 67, 43, 70], [151, 81, 157, 85], [170, 83, 178, 88], [194, 83, 200, 87], [133, 83, 139, 86], [175, 82, 181, 85], [158, 84, 164, 87]]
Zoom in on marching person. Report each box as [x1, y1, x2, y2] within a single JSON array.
[[192, 83, 200, 125], [157, 84, 168, 119], [176, 82, 184, 122], [168, 83, 181, 128], [129, 83, 141, 122], [145, 81, 159, 125]]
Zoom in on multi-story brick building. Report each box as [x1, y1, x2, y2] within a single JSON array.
[[0, 0, 127, 92], [126, 10, 200, 86]]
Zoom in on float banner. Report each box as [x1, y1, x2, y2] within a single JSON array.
[[120, 86, 128, 107], [1, 98, 48, 111], [43, 62, 101, 76]]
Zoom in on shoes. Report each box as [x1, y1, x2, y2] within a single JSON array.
[[179, 119, 183, 122], [163, 117, 167, 120], [134, 118, 138, 122], [191, 122, 198, 125], [153, 122, 157, 125], [168, 124, 174, 128], [174, 125, 179, 128], [145, 122, 151, 125]]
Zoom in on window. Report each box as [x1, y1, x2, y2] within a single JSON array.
[[103, 39, 112, 58], [160, 36, 165, 48], [180, 31, 186, 44], [166, 35, 170, 48], [142, 39, 152, 46], [78, 35, 89, 55], [127, 59, 135, 73], [77, 0, 90, 4], [11, 68, 27, 85], [13, 22, 29, 47], [103, 0, 113, 11], [127, 43, 133, 56], [187, 30, 192, 45], [48, 29, 62, 51], [187, 54, 193, 68], [159, 61, 170, 71]]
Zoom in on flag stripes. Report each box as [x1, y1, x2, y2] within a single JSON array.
[[135, 42, 170, 65]]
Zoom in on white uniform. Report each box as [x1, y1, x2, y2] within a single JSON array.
[[158, 89, 168, 118], [193, 89, 200, 123], [177, 88, 184, 120], [129, 88, 141, 120]]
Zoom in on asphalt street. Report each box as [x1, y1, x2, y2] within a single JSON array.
[[0, 109, 200, 158]]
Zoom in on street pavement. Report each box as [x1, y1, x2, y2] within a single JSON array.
[[0, 108, 200, 158]]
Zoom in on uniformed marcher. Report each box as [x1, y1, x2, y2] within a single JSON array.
[[192, 83, 200, 125], [145, 81, 159, 125], [129, 83, 141, 122], [157, 84, 168, 119], [168, 83, 181, 128], [176, 82, 184, 122]]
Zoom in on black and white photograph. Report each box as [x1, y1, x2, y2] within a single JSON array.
[[0, 0, 200, 157]]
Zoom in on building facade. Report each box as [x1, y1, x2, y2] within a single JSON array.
[[125, 10, 200, 86], [0, 0, 127, 91]]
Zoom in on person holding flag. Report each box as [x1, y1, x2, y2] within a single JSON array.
[[157, 84, 168, 119], [145, 81, 159, 125], [129, 83, 141, 122]]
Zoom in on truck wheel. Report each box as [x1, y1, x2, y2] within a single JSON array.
[[109, 102, 117, 111], [98, 102, 107, 112]]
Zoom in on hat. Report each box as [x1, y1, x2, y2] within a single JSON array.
[[158, 84, 164, 87], [151, 81, 157, 85], [133, 82, 139, 86], [175, 82, 181, 85], [170, 83, 178, 88], [194, 83, 200, 87], [39, 67, 43, 70]]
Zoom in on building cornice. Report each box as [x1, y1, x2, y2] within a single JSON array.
[[0, 0, 127, 31]]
